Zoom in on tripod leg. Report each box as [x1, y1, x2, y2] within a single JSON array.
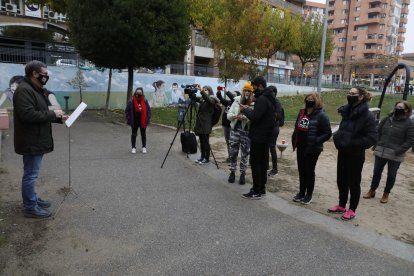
[[161, 102, 194, 168]]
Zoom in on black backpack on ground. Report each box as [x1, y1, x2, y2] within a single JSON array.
[[180, 131, 197, 154]]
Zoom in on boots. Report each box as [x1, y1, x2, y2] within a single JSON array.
[[228, 171, 235, 183], [380, 192, 389, 203], [239, 172, 245, 185], [363, 189, 376, 199]]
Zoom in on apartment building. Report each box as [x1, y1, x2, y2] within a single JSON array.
[[325, 0, 410, 84], [184, 0, 304, 80]]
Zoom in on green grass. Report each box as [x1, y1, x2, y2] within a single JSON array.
[[151, 92, 414, 127]]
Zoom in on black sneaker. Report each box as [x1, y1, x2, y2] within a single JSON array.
[[37, 198, 51, 208], [268, 169, 278, 176], [228, 171, 235, 183], [293, 193, 305, 202], [239, 172, 245, 185], [301, 195, 312, 205], [24, 206, 51, 218], [241, 191, 262, 200], [198, 159, 209, 165]]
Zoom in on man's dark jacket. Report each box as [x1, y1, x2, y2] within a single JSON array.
[[13, 78, 61, 155], [242, 87, 277, 143]]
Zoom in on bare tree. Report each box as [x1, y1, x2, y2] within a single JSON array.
[[67, 69, 89, 103]]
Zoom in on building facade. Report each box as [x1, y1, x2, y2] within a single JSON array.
[[324, 0, 410, 85]]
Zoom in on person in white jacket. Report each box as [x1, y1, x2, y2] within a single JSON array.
[[226, 82, 254, 185]]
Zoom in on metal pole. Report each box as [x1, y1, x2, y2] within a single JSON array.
[[64, 96, 70, 114], [317, 0, 329, 93]]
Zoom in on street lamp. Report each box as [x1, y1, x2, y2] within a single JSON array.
[[317, 0, 329, 93]]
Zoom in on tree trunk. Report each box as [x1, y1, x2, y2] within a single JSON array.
[[79, 88, 83, 103], [126, 66, 134, 107], [104, 68, 113, 116], [300, 62, 306, 86], [266, 56, 270, 82]]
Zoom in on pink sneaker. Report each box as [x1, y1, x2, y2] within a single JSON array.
[[327, 204, 346, 213], [341, 209, 356, 221]]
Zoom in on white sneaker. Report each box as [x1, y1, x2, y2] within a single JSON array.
[[142, 147, 147, 154], [131, 148, 137, 154]]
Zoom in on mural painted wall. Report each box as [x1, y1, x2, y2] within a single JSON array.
[[0, 63, 327, 110]]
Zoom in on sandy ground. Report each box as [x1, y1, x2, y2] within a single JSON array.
[[209, 125, 414, 246]]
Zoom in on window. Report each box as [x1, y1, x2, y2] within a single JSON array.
[[341, 19, 348, 24], [337, 57, 344, 62], [351, 56, 355, 60], [352, 36, 357, 41], [354, 17, 359, 22], [378, 34, 384, 39], [342, 9, 348, 15], [352, 46, 357, 51], [339, 38, 347, 43], [367, 34, 377, 39], [276, 51, 286, 61], [337, 47, 345, 52], [343, 0, 349, 6], [379, 24, 385, 29], [355, 7, 360, 12]]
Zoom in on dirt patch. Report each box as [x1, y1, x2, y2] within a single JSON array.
[[210, 124, 414, 245]]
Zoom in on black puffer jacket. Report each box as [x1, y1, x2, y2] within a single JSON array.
[[333, 102, 377, 152], [242, 87, 276, 143], [292, 108, 332, 153], [13, 78, 62, 155]]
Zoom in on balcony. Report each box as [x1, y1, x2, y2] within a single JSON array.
[[401, 7, 409, 15], [399, 27, 406, 33], [368, 7, 383, 13], [402, 0, 410, 4], [267, 0, 302, 14], [364, 48, 379, 54], [400, 17, 407, 24], [365, 17, 382, 24], [397, 45, 404, 52], [397, 36, 405, 43]]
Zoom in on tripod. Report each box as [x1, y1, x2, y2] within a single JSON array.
[[161, 97, 219, 169], [53, 125, 95, 218]]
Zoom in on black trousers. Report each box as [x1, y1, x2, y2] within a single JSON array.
[[269, 127, 280, 171], [198, 134, 210, 161], [296, 146, 320, 197], [250, 141, 269, 193], [131, 124, 146, 148], [337, 150, 365, 211]]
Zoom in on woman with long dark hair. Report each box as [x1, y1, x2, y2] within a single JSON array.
[[330, 87, 377, 220], [364, 100, 414, 203], [125, 87, 151, 154]]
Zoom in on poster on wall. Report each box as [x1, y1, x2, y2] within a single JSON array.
[[25, 4, 41, 18]]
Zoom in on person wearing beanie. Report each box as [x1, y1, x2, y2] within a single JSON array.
[[239, 76, 278, 199], [227, 82, 253, 185]]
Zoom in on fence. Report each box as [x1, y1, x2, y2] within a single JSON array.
[[0, 38, 346, 89]]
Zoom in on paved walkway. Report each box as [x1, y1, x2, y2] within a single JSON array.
[[0, 111, 413, 275]]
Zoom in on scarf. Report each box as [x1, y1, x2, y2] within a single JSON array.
[[133, 96, 147, 128]]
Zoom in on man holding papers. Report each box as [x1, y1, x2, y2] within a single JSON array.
[[13, 60, 68, 218]]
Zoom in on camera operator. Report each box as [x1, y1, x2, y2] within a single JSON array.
[[239, 76, 277, 199], [216, 87, 240, 162], [191, 85, 219, 165]]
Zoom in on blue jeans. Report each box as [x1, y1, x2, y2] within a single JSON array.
[[22, 155, 44, 209], [370, 156, 401, 193]]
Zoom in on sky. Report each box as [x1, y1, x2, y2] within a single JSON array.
[[312, 0, 414, 54]]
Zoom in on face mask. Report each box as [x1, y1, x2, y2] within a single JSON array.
[[244, 95, 250, 100], [305, 100, 315, 108], [394, 108, 405, 116], [37, 74, 49, 86], [347, 95, 359, 105], [253, 89, 261, 98]]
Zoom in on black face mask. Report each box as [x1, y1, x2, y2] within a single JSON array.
[[394, 108, 405, 116], [347, 95, 359, 105], [37, 74, 49, 86], [305, 100, 315, 108]]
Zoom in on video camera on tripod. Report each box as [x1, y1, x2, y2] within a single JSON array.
[[181, 84, 199, 99]]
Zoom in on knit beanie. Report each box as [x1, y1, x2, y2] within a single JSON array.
[[243, 82, 254, 92]]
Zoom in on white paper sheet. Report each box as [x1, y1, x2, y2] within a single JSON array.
[[65, 102, 87, 127]]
